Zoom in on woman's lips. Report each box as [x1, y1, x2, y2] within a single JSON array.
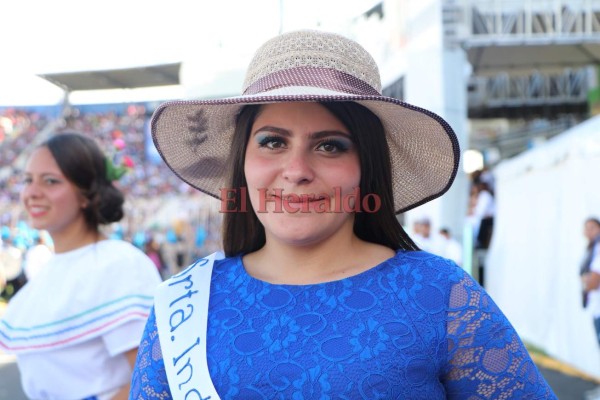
[[27, 206, 48, 218], [274, 194, 328, 203]]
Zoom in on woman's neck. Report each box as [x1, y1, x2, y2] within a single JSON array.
[[50, 224, 103, 254], [243, 232, 394, 285]]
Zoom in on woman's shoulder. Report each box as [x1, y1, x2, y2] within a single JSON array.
[[391, 249, 465, 271], [95, 239, 153, 263], [97, 238, 143, 253], [387, 250, 470, 288], [92, 240, 161, 281]]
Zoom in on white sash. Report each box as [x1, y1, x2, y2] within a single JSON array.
[[155, 252, 224, 400]]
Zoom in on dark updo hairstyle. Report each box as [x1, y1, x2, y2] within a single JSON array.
[[42, 132, 125, 230]]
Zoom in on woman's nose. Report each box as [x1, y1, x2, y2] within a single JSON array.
[[281, 152, 315, 184], [21, 181, 41, 200]]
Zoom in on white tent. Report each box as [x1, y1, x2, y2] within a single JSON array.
[[486, 114, 600, 377]]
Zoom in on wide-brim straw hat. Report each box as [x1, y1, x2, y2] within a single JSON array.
[[151, 30, 460, 214]]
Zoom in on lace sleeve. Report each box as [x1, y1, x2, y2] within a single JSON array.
[[130, 307, 172, 400], [443, 273, 557, 399]]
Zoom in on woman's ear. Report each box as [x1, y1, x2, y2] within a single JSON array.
[[79, 193, 90, 209]]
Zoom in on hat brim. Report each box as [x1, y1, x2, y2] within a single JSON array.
[[151, 91, 460, 214]]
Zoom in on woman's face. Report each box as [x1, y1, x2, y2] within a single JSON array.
[[585, 220, 600, 242], [20, 147, 87, 235], [244, 102, 361, 247]]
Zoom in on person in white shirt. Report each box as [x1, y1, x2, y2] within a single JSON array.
[[411, 217, 435, 252], [580, 217, 600, 400], [470, 179, 495, 249], [0, 133, 161, 400], [438, 227, 463, 267]]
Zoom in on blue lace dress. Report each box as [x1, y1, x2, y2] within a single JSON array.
[[130, 251, 556, 399]]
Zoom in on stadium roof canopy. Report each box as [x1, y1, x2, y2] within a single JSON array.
[[38, 63, 181, 92], [465, 43, 600, 74]]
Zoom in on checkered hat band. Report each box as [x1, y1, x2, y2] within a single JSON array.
[[243, 66, 381, 96]]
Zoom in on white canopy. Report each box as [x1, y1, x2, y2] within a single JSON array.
[[487, 114, 600, 377]]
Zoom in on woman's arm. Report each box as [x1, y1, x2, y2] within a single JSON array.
[[111, 348, 139, 400], [583, 271, 600, 291], [443, 271, 557, 399], [585, 243, 600, 291]]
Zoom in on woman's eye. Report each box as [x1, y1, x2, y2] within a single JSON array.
[[316, 140, 349, 153], [258, 136, 286, 150], [44, 178, 60, 185]]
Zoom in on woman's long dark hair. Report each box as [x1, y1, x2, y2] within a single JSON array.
[[222, 102, 418, 256], [43, 132, 125, 231]]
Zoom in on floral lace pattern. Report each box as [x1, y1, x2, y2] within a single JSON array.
[[130, 251, 556, 399]]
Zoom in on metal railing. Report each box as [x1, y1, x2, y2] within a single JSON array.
[[469, 116, 577, 160], [446, 0, 600, 45], [468, 66, 592, 108]]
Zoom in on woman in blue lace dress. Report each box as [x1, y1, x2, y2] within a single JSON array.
[[130, 30, 556, 399]]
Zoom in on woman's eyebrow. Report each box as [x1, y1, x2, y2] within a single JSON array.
[[251, 126, 290, 137], [308, 131, 352, 140], [251, 127, 351, 140]]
